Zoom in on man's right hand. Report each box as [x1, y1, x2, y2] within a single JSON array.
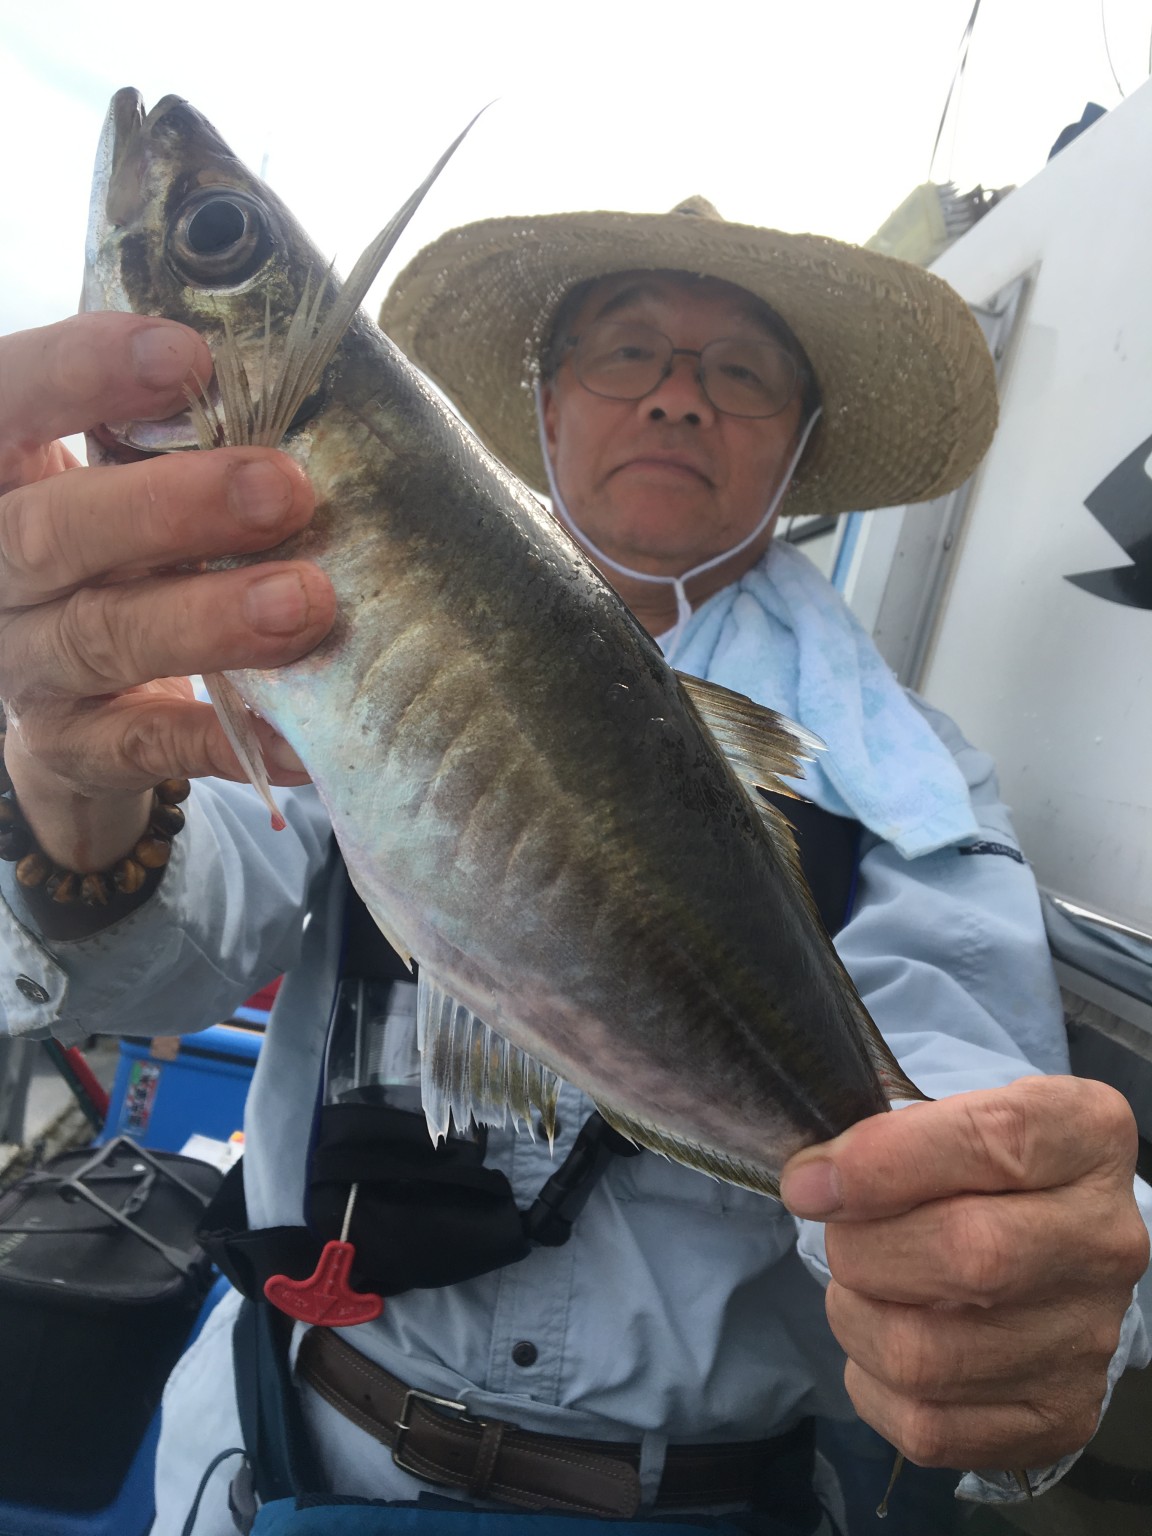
[[0, 312, 336, 879]]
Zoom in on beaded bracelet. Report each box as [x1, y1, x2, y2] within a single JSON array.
[[0, 722, 190, 909]]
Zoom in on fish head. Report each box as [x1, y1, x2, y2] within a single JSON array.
[[84, 88, 334, 458]]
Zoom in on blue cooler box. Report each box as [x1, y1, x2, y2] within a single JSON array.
[[102, 1022, 264, 1151]]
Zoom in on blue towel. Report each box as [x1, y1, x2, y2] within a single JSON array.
[[662, 541, 979, 859]]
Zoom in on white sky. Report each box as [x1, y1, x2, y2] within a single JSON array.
[[3, 0, 1151, 340]]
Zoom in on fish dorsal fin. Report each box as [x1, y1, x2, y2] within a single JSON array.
[[594, 1102, 781, 1199], [416, 972, 562, 1146], [677, 673, 826, 884], [676, 674, 823, 794]]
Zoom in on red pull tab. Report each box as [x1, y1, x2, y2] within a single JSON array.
[[264, 1240, 383, 1326]]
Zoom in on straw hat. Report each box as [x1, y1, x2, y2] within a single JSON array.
[[378, 197, 998, 519]]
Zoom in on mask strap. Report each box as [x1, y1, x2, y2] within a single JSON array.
[[533, 382, 821, 662]]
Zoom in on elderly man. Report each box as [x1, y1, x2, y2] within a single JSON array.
[[0, 189, 1148, 1536]]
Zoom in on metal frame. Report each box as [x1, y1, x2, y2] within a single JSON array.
[[838, 269, 1033, 688], [8, 1135, 213, 1277]]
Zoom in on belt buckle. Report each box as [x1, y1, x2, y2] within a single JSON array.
[[393, 1386, 474, 1476]]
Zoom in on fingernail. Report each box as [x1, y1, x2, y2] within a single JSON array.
[[228, 460, 295, 530], [242, 571, 309, 635], [130, 324, 199, 389], [780, 1159, 842, 1217], [268, 734, 306, 773]]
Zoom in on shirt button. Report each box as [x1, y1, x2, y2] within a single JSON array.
[[511, 1341, 538, 1368], [15, 975, 50, 1004]]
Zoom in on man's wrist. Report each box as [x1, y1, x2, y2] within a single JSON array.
[[0, 739, 189, 938]]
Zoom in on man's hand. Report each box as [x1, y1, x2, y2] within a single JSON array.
[[780, 1075, 1149, 1472], [0, 312, 336, 876]]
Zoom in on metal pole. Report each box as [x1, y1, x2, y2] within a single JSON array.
[[0, 1036, 34, 1145]]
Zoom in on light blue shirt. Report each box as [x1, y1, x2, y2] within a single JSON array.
[[1, 700, 1149, 1534]]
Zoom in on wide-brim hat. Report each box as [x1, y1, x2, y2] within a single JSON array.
[[378, 197, 998, 518]]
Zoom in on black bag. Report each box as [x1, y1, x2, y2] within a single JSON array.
[[0, 1136, 222, 1511]]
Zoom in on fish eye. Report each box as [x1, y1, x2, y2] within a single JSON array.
[[168, 189, 272, 287]]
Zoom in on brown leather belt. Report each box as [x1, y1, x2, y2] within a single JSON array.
[[297, 1327, 812, 1519]]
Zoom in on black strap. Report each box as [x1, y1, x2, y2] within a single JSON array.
[[760, 791, 861, 936], [232, 1296, 327, 1507], [342, 884, 415, 984], [524, 1111, 642, 1246], [200, 1159, 321, 1301]]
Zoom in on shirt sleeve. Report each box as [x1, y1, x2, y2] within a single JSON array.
[[0, 779, 332, 1046], [793, 692, 1152, 1500]]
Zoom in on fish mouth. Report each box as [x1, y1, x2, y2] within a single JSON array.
[[88, 421, 171, 467], [90, 376, 326, 466], [105, 89, 189, 227], [83, 88, 189, 313], [91, 370, 224, 462]]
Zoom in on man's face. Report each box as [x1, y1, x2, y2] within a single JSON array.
[[541, 271, 806, 580]]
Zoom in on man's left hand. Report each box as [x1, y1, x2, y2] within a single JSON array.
[[780, 1075, 1150, 1471]]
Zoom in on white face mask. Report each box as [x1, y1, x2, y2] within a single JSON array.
[[533, 382, 822, 663]]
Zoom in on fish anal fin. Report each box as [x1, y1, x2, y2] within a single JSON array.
[[415, 972, 562, 1147], [594, 1102, 781, 1199], [203, 671, 285, 830]]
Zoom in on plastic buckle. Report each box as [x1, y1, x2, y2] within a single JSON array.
[[228, 1458, 258, 1534], [392, 1387, 472, 1475]]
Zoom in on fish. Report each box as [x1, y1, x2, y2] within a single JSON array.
[[82, 88, 929, 1200]]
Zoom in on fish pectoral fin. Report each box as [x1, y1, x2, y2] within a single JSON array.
[[203, 671, 286, 831], [416, 972, 562, 1147], [243, 110, 487, 451], [676, 674, 824, 795], [594, 1103, 781, 1199]]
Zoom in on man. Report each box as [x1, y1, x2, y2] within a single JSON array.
[[0, 194, 1147, 1535]]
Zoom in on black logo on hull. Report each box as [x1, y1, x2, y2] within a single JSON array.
[[1067, 431, 1152, 609]]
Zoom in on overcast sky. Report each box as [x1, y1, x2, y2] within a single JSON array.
[[4, 0, 1151, 340]]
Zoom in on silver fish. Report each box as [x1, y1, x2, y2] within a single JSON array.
[[83, 89, 927, 1198]]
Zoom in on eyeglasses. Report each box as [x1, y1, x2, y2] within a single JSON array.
[[559, 320, 806, 420]]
